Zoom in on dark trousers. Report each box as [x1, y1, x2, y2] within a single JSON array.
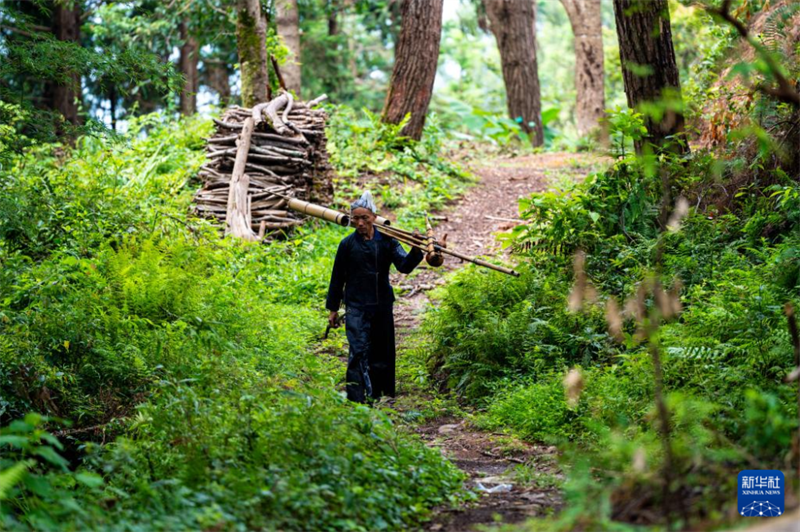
[[344, 305, 396, 403]]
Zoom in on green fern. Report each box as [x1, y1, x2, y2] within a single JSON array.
[[0, 460, 31, 500], [761, 3, 800, 52], [666, 346, 722, 362]]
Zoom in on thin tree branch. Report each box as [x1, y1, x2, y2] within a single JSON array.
[[707, 0, 800, 108]]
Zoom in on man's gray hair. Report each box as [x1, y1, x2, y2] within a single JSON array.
[[350, 191, 377, 214]]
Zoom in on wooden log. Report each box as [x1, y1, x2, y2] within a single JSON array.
[[245, 164, 284, 179], [249, 209, 290, 216], [208, 134, 240, 143], [265, 145, 306, 158], [196, 204, 228, 212], [207, 144, 233, 152], [214, 118, 244, 130], [262, 165, 301, 174], [252, 101, 271, 126], [270, 55, 287, 91], [247, 138, 309, 151], [251, 131, 308, 144], [308, 94, 328, 107], [282, 91, 294, 124], [245, 152, 303, 165], [211, 144, 308, 163], [225, 117, 257, 240], [251, 214, 297, 223], [208, 148, 237, 158], [200, 165, 226, 177], [249, 145, 308, 163], [250, 220, 302, 230], [195, 197, 229, 205], [264, 93, 290, 135]]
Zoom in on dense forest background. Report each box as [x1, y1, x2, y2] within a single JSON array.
[[1, 0, 799, 531], [0, 0, 717, 144]]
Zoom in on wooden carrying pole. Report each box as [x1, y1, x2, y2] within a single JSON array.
[[283, 198, 519, 277], [376, 224, 519, 277]]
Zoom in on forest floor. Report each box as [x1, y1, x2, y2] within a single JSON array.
[[384, 152, 607, 531]]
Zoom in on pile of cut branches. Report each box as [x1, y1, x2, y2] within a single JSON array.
[[194, 92, 333, 239]]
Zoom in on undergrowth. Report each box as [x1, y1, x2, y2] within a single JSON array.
[[422, 106, 799, 530], [0, 104, 470, 531]]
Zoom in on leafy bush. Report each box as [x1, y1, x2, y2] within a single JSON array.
[[476, 376, 574, 443], [423, 259, 617, 402], [326, 106, 472, 227]]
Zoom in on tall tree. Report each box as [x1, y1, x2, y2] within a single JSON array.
[[612, 0, 685, 152], [179, 20, 199, 115], [204, 60, 232, 106], [328, 0, 340, 37], [47, 0, 82, 126], [236, 0, 270, 107], [560, 0, 606, 143], [381, 0, 444, 141], [276, 0, 302, 95], [483, 0, 544, 147]]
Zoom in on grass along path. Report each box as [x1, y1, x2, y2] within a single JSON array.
[[385, 152, 607, 531]]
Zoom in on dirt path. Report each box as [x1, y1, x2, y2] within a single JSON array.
[[387, 152, 605, 531]]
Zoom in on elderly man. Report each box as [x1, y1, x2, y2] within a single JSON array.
[[325, 192, 423, 403]]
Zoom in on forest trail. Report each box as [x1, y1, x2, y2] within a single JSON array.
[[387, 152, 605, 531]]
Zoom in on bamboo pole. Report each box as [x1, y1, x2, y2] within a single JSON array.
[[287, 197, 350, 226], [425, 216, 444, 267], [376, 225, 519, 277], [433, 244, 519, 277], [284, 198, 520, 277]]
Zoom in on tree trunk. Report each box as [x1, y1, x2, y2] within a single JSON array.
[[381, 0, 444, 141], [484, 0, 544, 147], [560, 0, 607, 144], [328, 0, 339, 37], [49, 1, 81, 127], [206, 61, 232, 107], [109, 85, 117, 132], [236, 0, 270, 107], [612, 0, 686, 153], [179, 20, 199, 116], [276, 0, 302, 96]]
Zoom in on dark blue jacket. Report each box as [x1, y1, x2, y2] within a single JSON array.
[[326, 229, 424, 311]]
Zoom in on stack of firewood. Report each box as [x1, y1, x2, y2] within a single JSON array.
[[193, 92, 333, 239]]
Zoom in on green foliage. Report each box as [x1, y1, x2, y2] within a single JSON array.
[[435, 96, 562, 148], [507, 168, 660, 261], [477, 377, 574, 443], [327, 106, 472, 227], [424, 126, 798, 528], [422, 263, 615, 402], [0, 109, 472, 530], [0, 101, 31, 165], [0, 2, 181, 141], [0, 413, 108, 531]]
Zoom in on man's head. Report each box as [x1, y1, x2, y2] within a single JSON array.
[[351, 207, 376, 235], [350, 191, 377, 236]]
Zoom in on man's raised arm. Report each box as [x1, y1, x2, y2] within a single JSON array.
[[390, 238, 423, 274]]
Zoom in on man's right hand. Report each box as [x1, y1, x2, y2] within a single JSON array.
[[328, 311, 340, 328]]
